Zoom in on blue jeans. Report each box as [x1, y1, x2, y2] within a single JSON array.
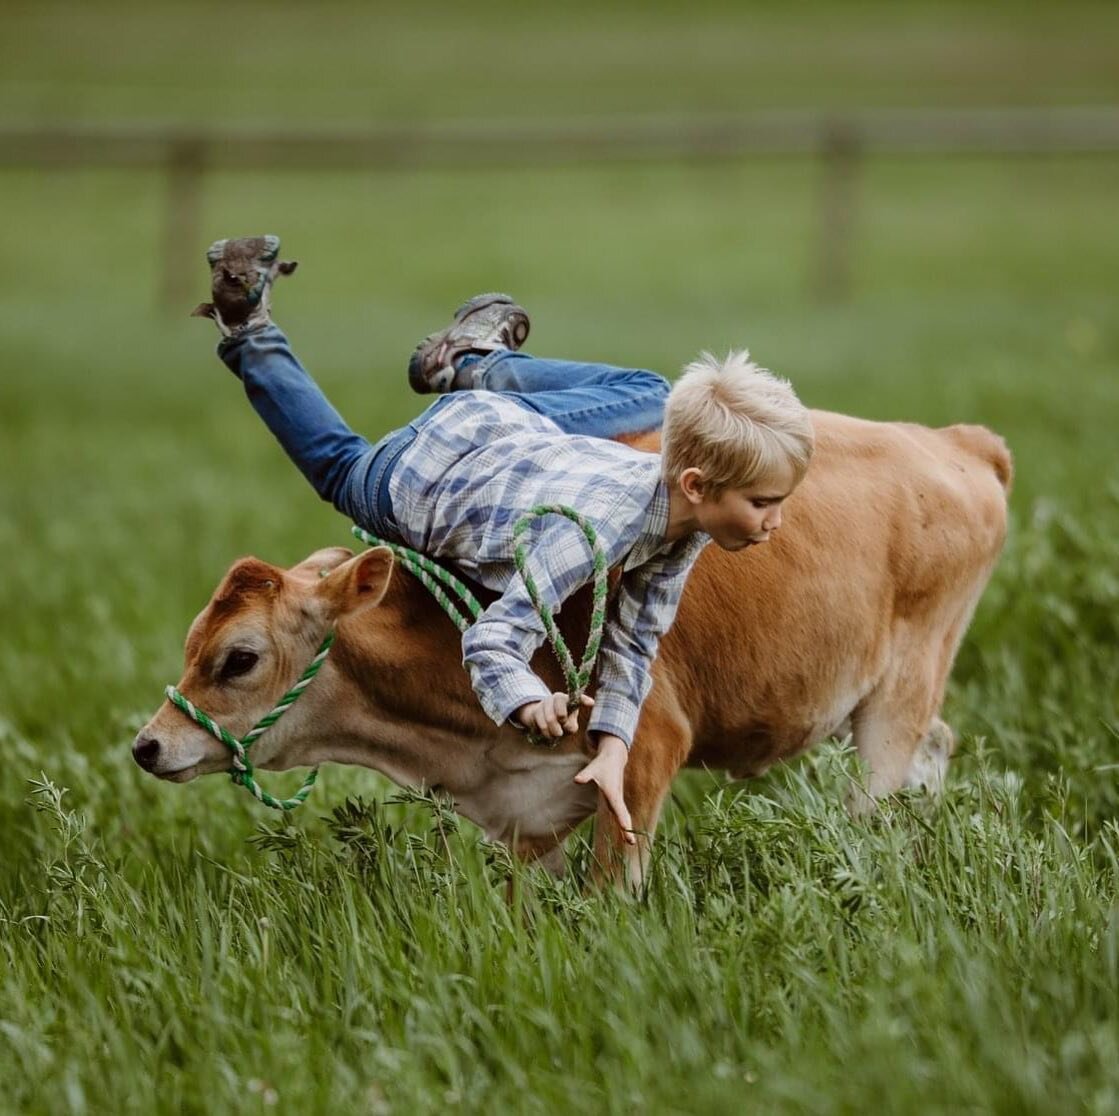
[[218, 325, 670, 539]]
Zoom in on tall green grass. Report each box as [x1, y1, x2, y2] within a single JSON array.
[[3, 752, 1118, 1114]]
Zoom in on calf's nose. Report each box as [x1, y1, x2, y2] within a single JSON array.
[[132, 736, 161, 771]]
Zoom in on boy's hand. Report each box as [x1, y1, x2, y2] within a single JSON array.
[[574, 734, 636, 844], [515, 692, 594, 738]]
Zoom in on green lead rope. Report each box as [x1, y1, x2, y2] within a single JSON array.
[[354, 501, 610, 716], [163, 505, 608, 811], [349, 529, 483, 632], [512, 503, 609, 707]]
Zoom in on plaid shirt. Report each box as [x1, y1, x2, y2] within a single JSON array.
[[388, 393, 709, 748]]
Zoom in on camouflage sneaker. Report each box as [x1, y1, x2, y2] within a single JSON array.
[[408, 293, 531, 394], [191, 235, 298, 337]]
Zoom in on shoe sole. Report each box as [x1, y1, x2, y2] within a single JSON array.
[[408, 294, 530, 393], [203, 234, 284, 330], [454, 293, 531, 348]]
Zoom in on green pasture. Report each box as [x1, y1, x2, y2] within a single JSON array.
[[4, 0, 1119, 122], [2, 2, 1119, 1113]]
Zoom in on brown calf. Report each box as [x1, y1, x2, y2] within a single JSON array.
[[134, 410, 1011, 886]]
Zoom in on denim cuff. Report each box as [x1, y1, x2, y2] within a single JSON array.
[[458, 348, 518, 384], [216, 322, 280, 374]]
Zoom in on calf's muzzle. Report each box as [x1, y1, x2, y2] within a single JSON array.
[[132, 735, 161, 772]]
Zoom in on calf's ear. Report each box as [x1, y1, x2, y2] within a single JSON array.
[[288, 546, 354, 581], [315, 547, 394, 618]]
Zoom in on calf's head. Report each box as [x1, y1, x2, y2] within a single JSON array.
[[133, 545, 393, 782]]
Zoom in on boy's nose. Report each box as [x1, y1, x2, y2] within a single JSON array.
[[764, 507, 783, 531]]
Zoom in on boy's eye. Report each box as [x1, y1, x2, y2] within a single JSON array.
[[220, 649, 259, 680]]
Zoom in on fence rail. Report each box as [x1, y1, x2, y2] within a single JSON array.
[[4, 107, 1117, 305]]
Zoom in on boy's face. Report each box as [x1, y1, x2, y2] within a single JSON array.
[[689, 463, 799, 551]]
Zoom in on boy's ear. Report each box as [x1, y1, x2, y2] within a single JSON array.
[[678, 467, 707, 504], [315, 547, 394, 619]]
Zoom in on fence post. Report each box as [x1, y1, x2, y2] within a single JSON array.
[[813, 120, 862, 302], [161, 137, 205, 312]]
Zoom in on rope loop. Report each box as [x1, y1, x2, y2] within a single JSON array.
[[354, 503, 608, 740], [510, 505, 609, 711]]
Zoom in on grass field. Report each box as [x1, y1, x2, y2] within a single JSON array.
[[2, 3, 1118, 1113]]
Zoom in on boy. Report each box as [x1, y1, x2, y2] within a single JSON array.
[[195, 236, 815, 841]]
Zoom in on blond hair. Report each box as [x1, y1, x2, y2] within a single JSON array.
[[661, 350, 814, 493]]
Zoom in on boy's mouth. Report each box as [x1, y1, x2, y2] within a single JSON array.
[[726, 536, 767, 551]]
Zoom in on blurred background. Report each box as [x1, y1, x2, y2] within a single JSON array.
[[0, 0, 1116, 821]]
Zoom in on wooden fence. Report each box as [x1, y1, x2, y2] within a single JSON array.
[[3, 107, 1117, 306]]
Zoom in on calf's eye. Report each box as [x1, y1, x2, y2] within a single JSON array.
[[221, 649, 259, 680]]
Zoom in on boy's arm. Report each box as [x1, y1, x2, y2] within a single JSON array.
[[461, 586, 554, 728], [587, 538, 707, 749], [461, 517, 604, 730]]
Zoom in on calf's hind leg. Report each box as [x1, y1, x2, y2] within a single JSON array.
[[852, 581, 987, 812], [902, 717, 955, 796], [846, 671, 941, 816]]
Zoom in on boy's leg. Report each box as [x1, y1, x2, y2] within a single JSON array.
[[411, 292, 669, 439], [219, 326, 410, 538], [460, 350, 670, 439], [197, 237, 406, 538]]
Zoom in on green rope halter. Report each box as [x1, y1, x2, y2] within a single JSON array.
[[163, 631, 334, 811], [161, 504, 607, 811]]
